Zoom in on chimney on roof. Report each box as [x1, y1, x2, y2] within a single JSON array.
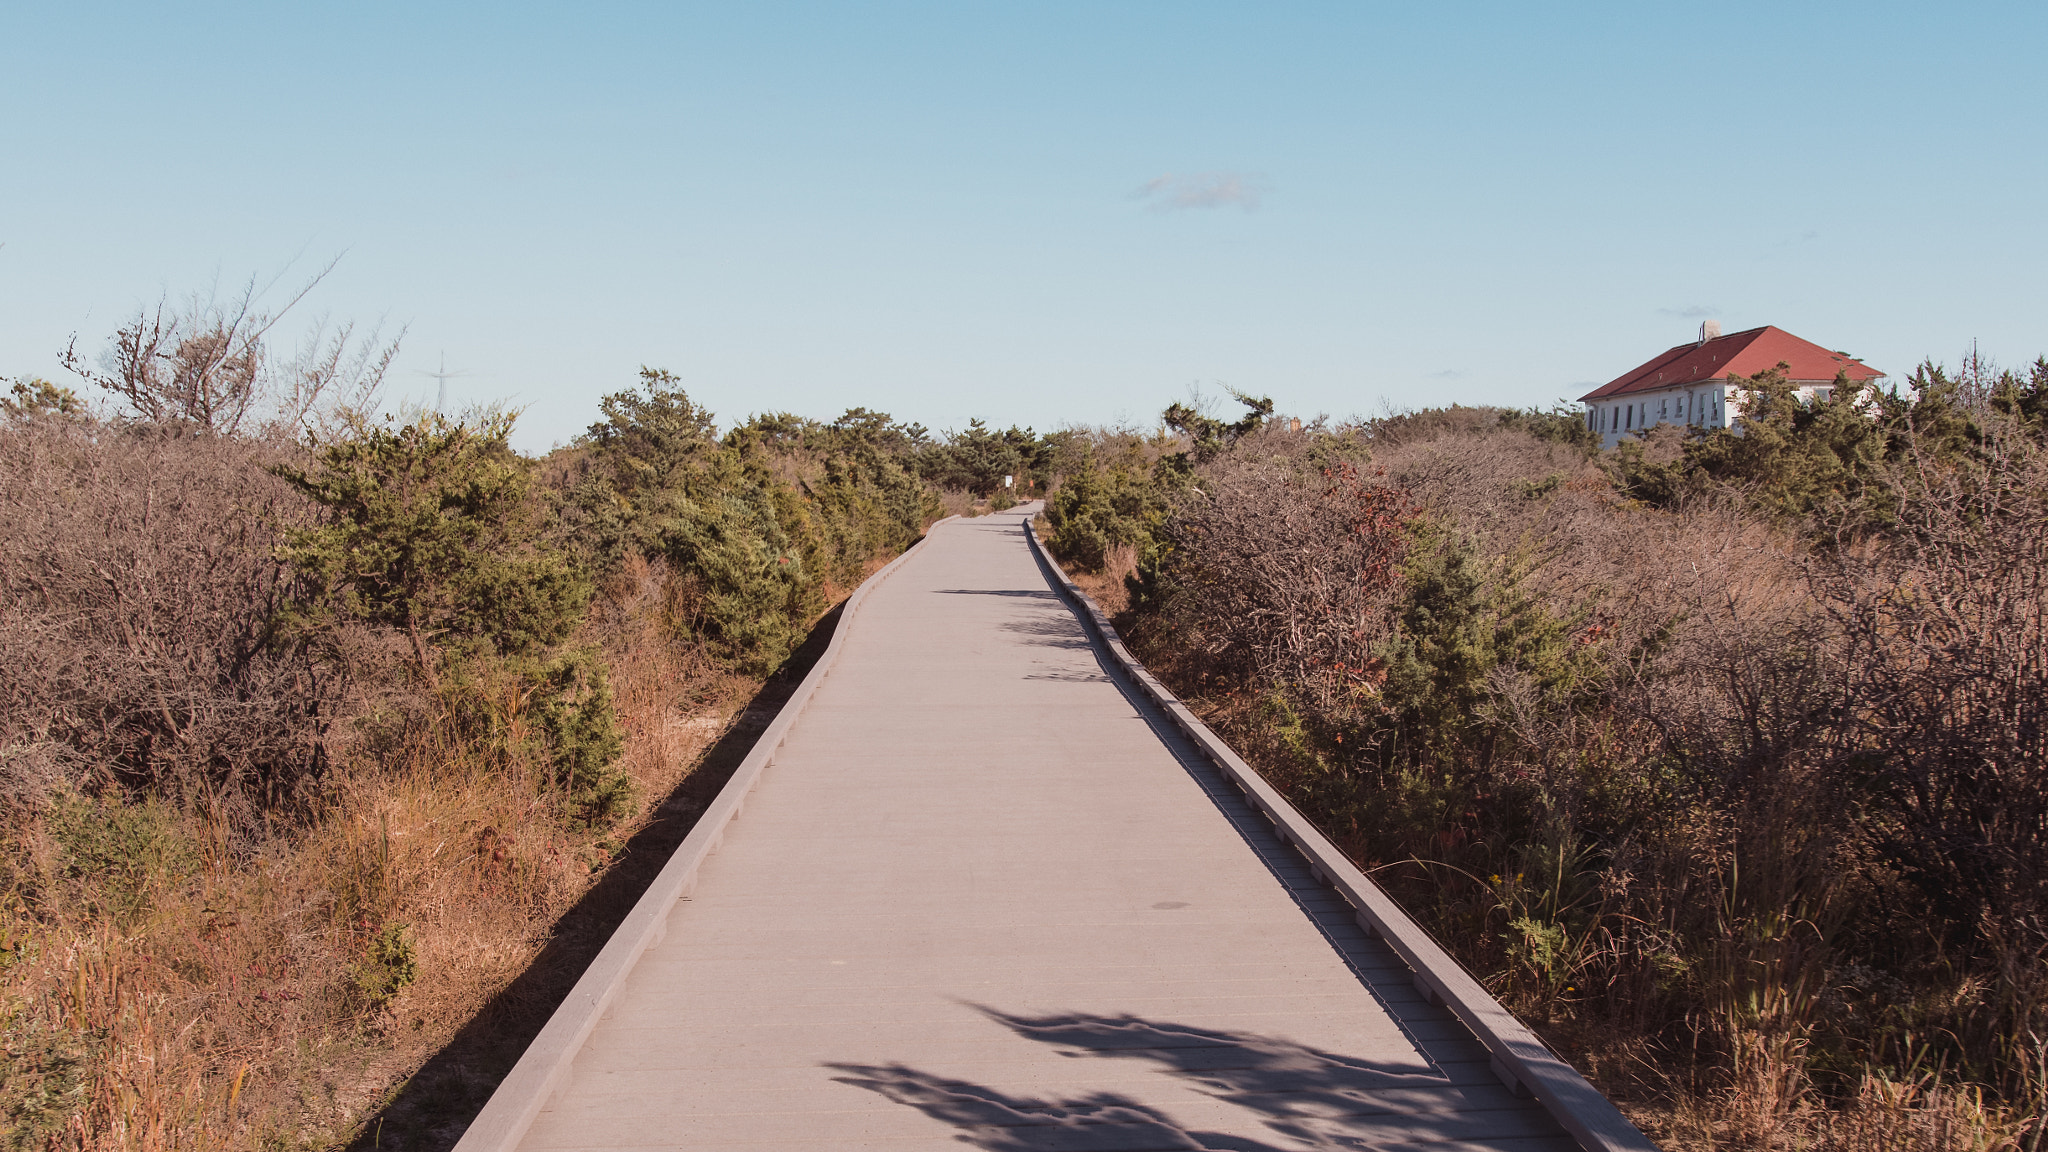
[[1699, 320, 1722, 344]]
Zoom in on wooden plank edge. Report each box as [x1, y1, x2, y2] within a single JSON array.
[[1022, 516, 1656, 1152], [450, 516, 959, 1152]]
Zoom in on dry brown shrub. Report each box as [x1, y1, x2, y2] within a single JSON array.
[[1362, 403, 1505, 447], [1059, 545, 1138, 617], [1142, 447, 1410, 713], [1813, 1072, 2031, 1152], [937, 487, 979, 518], [0, 418, 391, 828], [1819, 431, 2048, 931]]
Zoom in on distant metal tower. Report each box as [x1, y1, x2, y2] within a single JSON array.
[[416, 352, 468, 414]]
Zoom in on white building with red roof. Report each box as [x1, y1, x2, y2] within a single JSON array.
[[1581, 323, 1884, 449]]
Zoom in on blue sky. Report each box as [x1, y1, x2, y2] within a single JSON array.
[[4, 2, 2044, 450]]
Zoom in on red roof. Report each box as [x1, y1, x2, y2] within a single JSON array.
[[1580, 326, 1882, 402]]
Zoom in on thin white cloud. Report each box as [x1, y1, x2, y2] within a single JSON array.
[[1135, 171, 1264, 212], [1658, 304, 1721, 319]]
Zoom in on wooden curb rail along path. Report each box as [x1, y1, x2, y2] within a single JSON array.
[[454, 506, 1657, 1152]]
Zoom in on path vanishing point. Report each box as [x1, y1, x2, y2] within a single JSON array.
[[454, 506, 1656, 1152]]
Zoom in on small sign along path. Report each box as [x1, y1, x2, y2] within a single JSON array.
[[511, 507, 1588, 1150]]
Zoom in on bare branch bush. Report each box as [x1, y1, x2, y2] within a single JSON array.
[[1806, 419, 2048, 1097], [0, 415, 404, 834], [1141, 431, 1412, 716], [59, 263, 397, 440]]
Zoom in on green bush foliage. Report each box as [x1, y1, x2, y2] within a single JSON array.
[[273, 410, 635, 826], [1375, 528, 1606, 771], [1043, 391, 1274, 576], [351, 920, 418, 1011], [1497, 401, 1602, 452], [46, 794, 198, 926], [531, 649, 631, 827], [1, 378, 82, 420], [788, 422, 943, 586], [274, 412, 591, 668], [1161, 388, 1272, 463], [657, 444, 821, 672], [563, 370, 943, 674], [1044, 465, 1165, 572], [0, 1007, 92, 1152], [916, 418, 1036, 496]]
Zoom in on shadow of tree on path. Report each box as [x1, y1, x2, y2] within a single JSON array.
[[829, 1066, 1253, 1152], [998, 612, 1095, 650], [828, 1005, 1557, 1151]]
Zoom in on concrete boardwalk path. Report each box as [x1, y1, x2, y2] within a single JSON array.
[[518, 508, 1574, 1151]]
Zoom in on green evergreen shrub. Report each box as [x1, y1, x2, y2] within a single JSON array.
[[918, 418, 1034, 496], [351, 920, 417, 1011], [565, 375, 941, 675], [531, 650, 631, 827], [274, 411, 591, 671], [1045, 465, 1164, 572], [46, 794, 198, 926], [276, 410, 631, 822]]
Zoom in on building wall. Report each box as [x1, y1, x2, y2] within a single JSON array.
[[1584, 383, 1729, 449], [1582, 381, 1837, 449]]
